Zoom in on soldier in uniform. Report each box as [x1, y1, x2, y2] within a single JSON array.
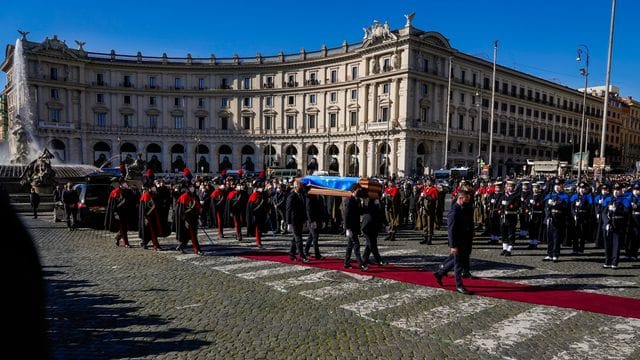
[[175, 184, 203, 255], [498, 180, 520, 256], [626, 183, 640, 261], [247, 181, 267, 248], [474, 181, 488, 232], [602, 183, 630, 269], [570, 182, 593, 254], [435, 183, 446, 230], [419, 178, 439, 245], [433, 189, 474, 295], [383, 180, 401, 241], [593, 184, 610, 249], [138, 186, 163, 251], [210, 182, 227, 238], [227, 184, 244, 241], [518, 181, 532, 239], [486, 181, 503, 244], [543, 179, 570, 262], [526, 182, 545, 249]]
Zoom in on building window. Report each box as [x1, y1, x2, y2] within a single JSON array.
[[198, 117, 206, 130], [330, 113, 337, 128], [95, 112, 106, 127], [221, 78, 229, 89], [330, 92, 337, 103], [287, 115, 295, 129], [330, 69, 338, 83], [287, 96, 295, 106], [264, 115, 272, 130], [460, 93, 465, 103], [243, 116, 251, 130], [457, 142, 463, 153], [351, 89, 358, 101], [307, 114, 316, 129], [381, 107, 389, 122], [265, 75, 274, 87], [50, 88, 59, 100], [309, 94, 317, 105], [50, 67, 58, 80], [175, 77, 182, 89], [198, 98, 204, 107], [221, 116, 228, 130], [221, 97, 229, 108], [49, 109, 61, 122], [96, 73, 104, 86], [97, 93, 104, 104], [472, 73, 477, 86], [198, 78, 205, 90], [517, 125, 523, 137], [470, 116, 475, 131], [124, 95, 131, 105], [383, 83, 390, 94], [149, 96, 156, 106], [123, 75, 132, 87], [123, 114, 133, 128], [509, 123, 515, 137], [420, 107, 428, 122], [243, 97, 252, 107], [149, 115, 158, 129], [243, 77, 251, 90], [265, 96, 273, 107], [148, 76, 156, 89], [468, 143, 474, 154], [350, 111, 357, 126], [174, 97, 182, 107], [461, 70, 466, 83], [458, 114, 464, 129], [351, 66, 358, 80], [482, 118, 489, 132], [383, 58, 391, 72], [421, 83, 428, 95], [174, 116, 183, 129]]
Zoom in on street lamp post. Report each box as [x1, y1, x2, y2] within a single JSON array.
[[576, 45, 589, 181], [443, 56, 453, 169], [194, 136, 201, 173], [476, 87, 483, 176], [599, 0, 617, 181]]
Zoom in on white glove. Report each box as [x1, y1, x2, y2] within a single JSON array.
[[287, 224, 294, 232], [606, 224, 611, 232], [309, 222, 317, 229], [346, 229, 353, 238]]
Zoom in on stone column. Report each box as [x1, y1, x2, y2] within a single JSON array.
[[367, 140, 376, 177]]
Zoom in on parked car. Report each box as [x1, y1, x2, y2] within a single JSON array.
[[73, 176, 113, 229]]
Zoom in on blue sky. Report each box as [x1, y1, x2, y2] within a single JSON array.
[[1, 0, 638, 99]]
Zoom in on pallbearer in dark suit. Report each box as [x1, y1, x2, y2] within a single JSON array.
[[305, 190, 326, 260], [286, 179, 309, 263], [362, 196, 387, 267], [433, 189, 474, 295], [344, 183, 367, 271]]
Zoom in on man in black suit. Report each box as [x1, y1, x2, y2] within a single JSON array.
[[344, 183, 367, 271], [433, 188, 474, 295], [305, 190, 326, 260], [286, 179, 309, 263]]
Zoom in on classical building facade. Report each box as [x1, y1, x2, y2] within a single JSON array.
[[2, 17, 635, 176]]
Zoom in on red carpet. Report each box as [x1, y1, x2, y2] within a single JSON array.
[[241, 251, 640, 319]]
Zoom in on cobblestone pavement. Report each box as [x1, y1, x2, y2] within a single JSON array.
[[27, 214, 640, 359]]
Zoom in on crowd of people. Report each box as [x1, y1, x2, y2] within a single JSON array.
[[53, 168, 639, 284]]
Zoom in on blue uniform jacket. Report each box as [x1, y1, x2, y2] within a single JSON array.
[[447, 202, 474, 249]]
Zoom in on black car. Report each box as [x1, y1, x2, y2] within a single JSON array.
[[73, 177, 113, 229]]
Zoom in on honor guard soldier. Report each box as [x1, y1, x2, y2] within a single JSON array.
[[526, 182, 545, 249], [519, 181, 532, 238], [247, 181, 267, 248], [138, 186, 163, 251], [227, 184, 245, 241], [602, 183, 630, 269], [383, 181, 401, 241], [210, 182, 227, 238], [474, 181, 488, 232], [175, 184, 203, 255], [498, 180, 521, 256], [543, 179, 570, 262], [570, 182, 593, 254], [419, 178, 439, 245], [626, 184, 640, 261], [593, 184, 610, 249], [486, 181, 503, 244]]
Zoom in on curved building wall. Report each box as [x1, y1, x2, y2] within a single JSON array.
[[2, 23, 625, 177]]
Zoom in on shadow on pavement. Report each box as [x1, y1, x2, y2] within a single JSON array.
[[44, 266, 210, 359]]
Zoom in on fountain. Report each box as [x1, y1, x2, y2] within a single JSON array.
[[8, 37, 41, 164]]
